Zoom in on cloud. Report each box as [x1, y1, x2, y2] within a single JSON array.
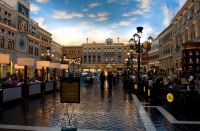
[[107, 0, 133, 5], [82, 8, 89, 12], [30, 3, 40, 13], [173, 0, 187, 16], [176, 0, 187, 9], [50, 27, 86, 46], [49, 25, 115, 45], [127, 24, 154, 43], [161, 5, 174, 27], [34, 17, 47, 29], [52, 10, 83, 19], [48, 22, 155, 46], [36, 0, 48, 3], [107, 0, 116, 3], [88, 12, 109, 21], [160, 0, 186, 27], [139, 25, 154, 42], [88, 2, 101, 8], [137, 0, 151, 10], [111, 19, 135, 28], [86, 29, 114, 42], [123, 10, 146, 16], [64, 0, 69, 3], [83, 2, 101, 12], [123, 0, 150, 17]]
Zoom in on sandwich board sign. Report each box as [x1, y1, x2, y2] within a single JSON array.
[[60, 77, 80, 103]]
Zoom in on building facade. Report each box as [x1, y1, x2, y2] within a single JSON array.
[[171, 0, 200, 75], [0, 0, 54, 77], [62, 46, 82, 69], [158, 25, 174, 74], [51, 41, 62, 62], [82, 38, 125, 72], [147, 38, 159, 71]]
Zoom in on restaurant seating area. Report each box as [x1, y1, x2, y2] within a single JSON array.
[[0, 81, 60, 104]]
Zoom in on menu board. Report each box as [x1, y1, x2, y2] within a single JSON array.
[[60, 77, 80, 103]]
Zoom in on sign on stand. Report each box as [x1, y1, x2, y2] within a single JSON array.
[[60, 77, 80, 103], [60, 77, 80, 131]]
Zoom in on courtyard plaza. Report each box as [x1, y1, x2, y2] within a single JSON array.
[[0, 79, 200, 131]]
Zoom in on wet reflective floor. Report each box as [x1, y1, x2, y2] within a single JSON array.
[[2, 80, 200, 131], [0, 80, 145, 131]]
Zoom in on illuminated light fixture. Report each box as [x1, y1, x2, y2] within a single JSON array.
[[50, 62, 60, 69], [0, 54, 10, 64], [36, 61, 50, 68], [60, 64, 68, 69], [17, 58, 35, 66], [14, 64, 24, 69]]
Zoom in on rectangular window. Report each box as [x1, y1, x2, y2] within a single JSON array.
[[88, 56, 91, 62], [0, 37, 5, 48], [11, 40, 14, 50], [98, 56, 101, 62], [7, 39, 10, 49], [93, 55, 95, 62], [84, 48, 86, 52], [185, 29, 188, 42], [84, 56, 87, 63]]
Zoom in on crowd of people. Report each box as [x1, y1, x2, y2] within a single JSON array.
[[0, 72, 61, 88], [123, 69, 200, 105], [144, 71, 200, 91], [100, 71, 120, 89]]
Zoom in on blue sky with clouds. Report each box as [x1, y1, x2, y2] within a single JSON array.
[[29, 0, 187, 46]]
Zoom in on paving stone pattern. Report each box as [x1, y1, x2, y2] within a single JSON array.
[[0, 80, 145, 131]]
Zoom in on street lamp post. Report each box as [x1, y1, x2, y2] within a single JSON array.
[[129, 26, 153, 90], [127, 51, 135, 71], [41, 47, 55, 80], [125, 58, 128, 69], [112, 61, 115, 72]]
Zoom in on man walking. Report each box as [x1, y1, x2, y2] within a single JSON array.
[[100, 71, 105, 89]]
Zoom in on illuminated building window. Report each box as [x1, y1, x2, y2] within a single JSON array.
[[196, 50, 199, 55], [189, 51, 193, 56], [189, 58, 193, 64]]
